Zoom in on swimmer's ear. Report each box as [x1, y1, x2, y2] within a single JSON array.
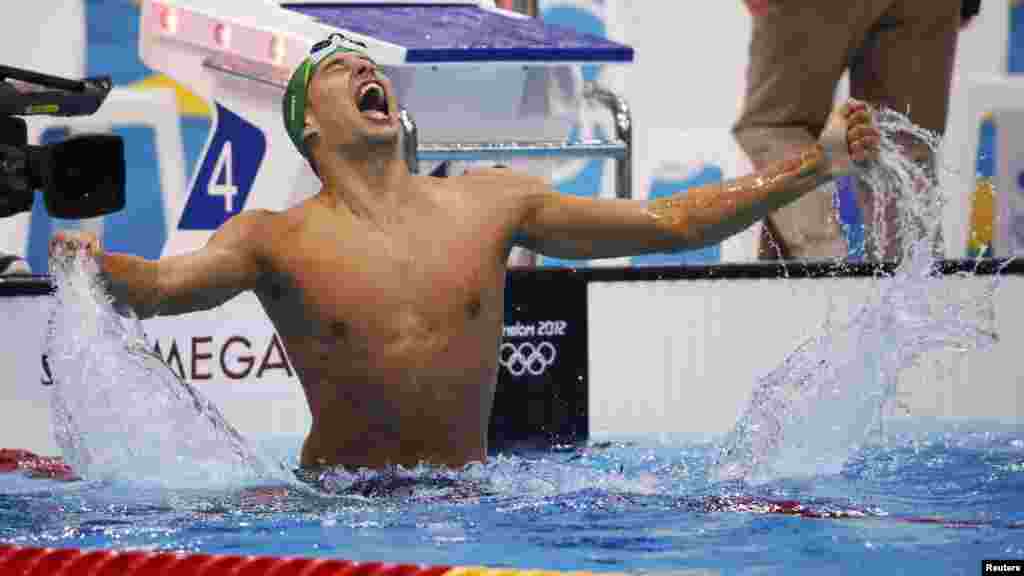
[[301, 114, 321, 165], [303, 115, 320, 142], [303, 103, 322, 141]]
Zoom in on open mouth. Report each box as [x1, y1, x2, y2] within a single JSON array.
[[356, 82, 389, 119]]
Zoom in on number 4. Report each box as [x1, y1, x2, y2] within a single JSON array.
[[208, 141, 238, 213]]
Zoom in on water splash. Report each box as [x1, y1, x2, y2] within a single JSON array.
[[860, 108, 948, 263], [45, 249, 286, 489], [301, 451, 661, 503], [712, 109, 1008, 483]]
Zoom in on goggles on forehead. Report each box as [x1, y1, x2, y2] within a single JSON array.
[[309, 32, 372, 66], [281, 31, 381, 172]]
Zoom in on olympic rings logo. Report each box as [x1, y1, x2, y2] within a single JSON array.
[[499, 341, 557, 377]]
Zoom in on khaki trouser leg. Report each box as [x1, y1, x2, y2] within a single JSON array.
[[733, 0, 897, 261], [735, 126, 846, 260]]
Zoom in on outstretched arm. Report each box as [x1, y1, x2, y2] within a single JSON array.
[[511, 100, 878, 260], [50, 210, 271, 319]]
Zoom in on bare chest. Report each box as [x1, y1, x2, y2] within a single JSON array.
[[257, 214, 509, 354]]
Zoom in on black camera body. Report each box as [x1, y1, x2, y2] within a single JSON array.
[[0, 64, 125, 220]]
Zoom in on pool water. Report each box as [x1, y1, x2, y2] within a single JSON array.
[[1, 425, 1022, 576]]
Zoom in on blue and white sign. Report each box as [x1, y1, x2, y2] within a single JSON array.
[[179, 103, 266, 230]]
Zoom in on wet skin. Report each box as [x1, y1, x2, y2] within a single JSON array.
[[49, 51, 880, 472], [256, 173, 521, 470], [273, 52, 521, 469]]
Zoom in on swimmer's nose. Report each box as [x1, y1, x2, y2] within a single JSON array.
[[352, 59, 372, 75], [352, 59, 376, 81]]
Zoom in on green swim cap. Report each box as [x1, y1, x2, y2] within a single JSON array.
[[282, 33, 372, 159]]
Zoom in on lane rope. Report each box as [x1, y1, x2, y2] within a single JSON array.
[[0, 545, 616, 576]]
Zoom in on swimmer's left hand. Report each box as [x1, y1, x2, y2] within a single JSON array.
[[819, 98, 881, 177], [49, 230, 102, 263]]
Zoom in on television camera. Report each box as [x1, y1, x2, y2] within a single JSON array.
[[0, 64, 125, 220]]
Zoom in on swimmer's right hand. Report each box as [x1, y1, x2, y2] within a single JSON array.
[[49, 230, 102, 262]]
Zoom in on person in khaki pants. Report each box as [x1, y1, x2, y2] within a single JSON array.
[[733, 0, 968, 261]]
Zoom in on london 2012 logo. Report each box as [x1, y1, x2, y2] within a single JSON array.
[[499, 320, 567, 376], [499, 341, 557, 377]]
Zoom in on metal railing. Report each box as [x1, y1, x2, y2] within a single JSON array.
[[401, 81, 633, 199]]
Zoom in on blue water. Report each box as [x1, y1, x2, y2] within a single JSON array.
[[1, 425, 1022, 575]]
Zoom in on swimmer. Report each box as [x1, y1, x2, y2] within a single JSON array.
[[49, 33, 880, 472]]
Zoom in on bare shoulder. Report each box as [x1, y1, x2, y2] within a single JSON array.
[[215, 209, 295, 288], [240, 197, 333, 235], [459, 166, 547, 195], [214, 208, 277, 244], [459, 166, 543, 187]]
